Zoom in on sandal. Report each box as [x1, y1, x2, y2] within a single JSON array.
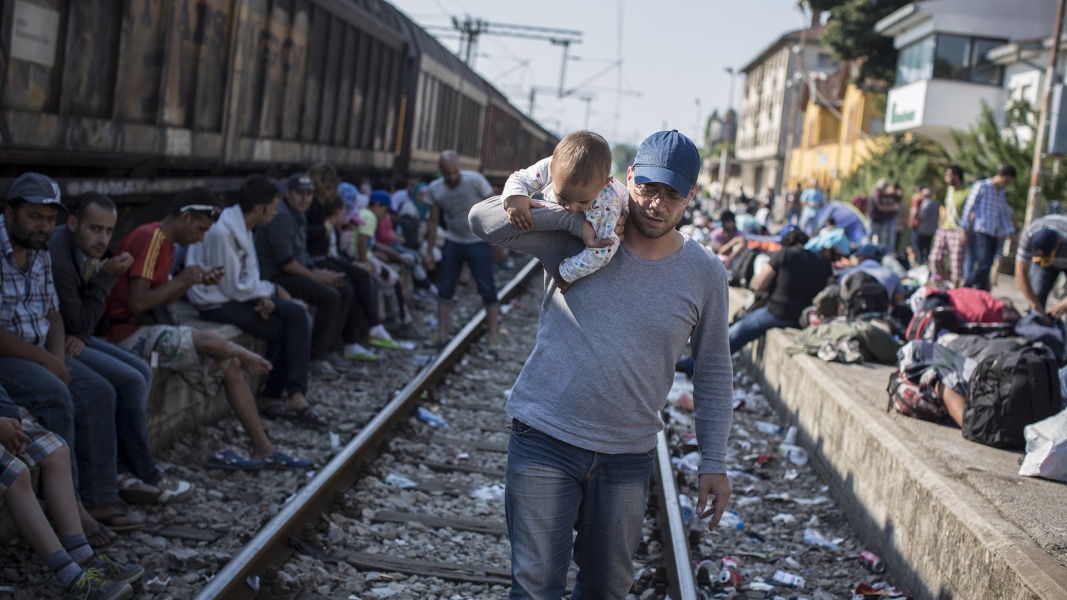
[[262, 405, 329, 429], [206, 449, 264, 471], [84, 522, 117, 548], [263, 450, 314, 470], [88, 505, 145, 532]]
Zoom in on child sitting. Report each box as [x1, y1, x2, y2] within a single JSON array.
[[1, 385, 142, 599], [501, 130, 627, 292]]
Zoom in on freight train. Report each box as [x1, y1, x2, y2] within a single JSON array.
[[0, 0, 558, 201]]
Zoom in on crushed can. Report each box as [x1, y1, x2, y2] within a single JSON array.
[[860, 550, 887, 574], [718, 556, 742, 587]]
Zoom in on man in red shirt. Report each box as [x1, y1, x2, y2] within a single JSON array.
[[105, 188, 312, 470]]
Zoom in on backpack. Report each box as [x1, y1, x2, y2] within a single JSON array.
[[965, 346, 1063, 449], [887, 371, 948, 421], [945, 288, 1005, 324], [729, 248, 763, 288], [905, 307, 960, 341], [840, 271, 889, 318]]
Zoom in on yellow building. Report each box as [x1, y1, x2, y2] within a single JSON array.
[[785, 62, 886, 200]]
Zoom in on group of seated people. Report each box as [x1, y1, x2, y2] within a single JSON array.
[[0, 167, 444, 599]]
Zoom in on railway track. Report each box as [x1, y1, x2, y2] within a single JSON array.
[[195, 259, 701, 600]]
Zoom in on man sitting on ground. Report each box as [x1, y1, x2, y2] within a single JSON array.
[[185, 176, 327, 428], [50, 191, 195, 504], [104, 187, 312, 470]]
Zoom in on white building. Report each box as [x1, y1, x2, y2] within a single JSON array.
[[875, 0, 1059, 147], [735, 17, 832, 200]]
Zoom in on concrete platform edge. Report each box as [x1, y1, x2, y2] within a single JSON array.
[[732, 287, 1067, 599]]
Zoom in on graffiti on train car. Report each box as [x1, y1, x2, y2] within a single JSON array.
[[246, 5, 308, 140], [165, 0, 231, 131]]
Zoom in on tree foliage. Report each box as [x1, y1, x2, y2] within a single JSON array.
[[836, 134, 949, 202], [806, 0, 911, 85], [950, 100, 1067, 220]]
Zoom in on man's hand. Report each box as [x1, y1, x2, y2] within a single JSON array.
[[1051, 298, 1067, 320], [275, 285, 292, 301], [0, 417, 29, 455], [614, 212, 627, 242], [697, 472, 731, 530], [504, 195, 543, 230], [177, 265, 206, 287], [423, 252, 437, 270], [255, 297, 276, 320], [101, 252, 134, 276], [552, 274, 572, 294], [311, 268, 344, 287], [201, 266, 225, 285], [64, 335, 86, 357], [580, 221, 614, 249], [42, 354, 71, 386]]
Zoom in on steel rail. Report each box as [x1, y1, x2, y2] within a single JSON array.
[[196, 258, 541, 599], [653, 430, 699, 600]]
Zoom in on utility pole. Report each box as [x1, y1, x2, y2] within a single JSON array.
[[718, 67, 737, 197], [1025, 0, 1067, 228], [552, 39, 573, 97]]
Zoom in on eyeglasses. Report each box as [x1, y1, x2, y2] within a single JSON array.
[[180, 204, 221, 219], [632, 184, 687, 207]]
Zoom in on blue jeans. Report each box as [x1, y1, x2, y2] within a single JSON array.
[[506, 420, 655, 599], [73, 338, 159, 486], [201, 298, 311, 397], [728, 306, 798, 353], [0, 355, 118, 505], [964, 232, 999, 291], [869, 219, 898, 253], [437, 240, 499, 306]]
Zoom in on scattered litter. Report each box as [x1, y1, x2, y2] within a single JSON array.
[[469, 484, 505, 500], [780, 443, 810, 465], [794, 495, 830, 505], [860, 550, 887, 574], [716, 511, 744, 529], [772, 569, 806, 588], [384, 472, 418, 488], [144, 576, 171, 592], [803, 528, 842, 550], [416, 406, 449, 428], [755, 421, 783, 434], [410, 354, 435, 367], [734, 495, 762, 508], [748, 581, 775, 591], [852, 581, 905, 598], [718, 555, 743, 587], [672, 450, 702, 472], [329, 431, 342, 451], [771, 512, 797, 524]]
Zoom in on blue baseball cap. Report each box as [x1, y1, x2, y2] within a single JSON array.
[[7, 172, 62, 206], [369, 190, 392, 208], [631, 130, 700, 196]]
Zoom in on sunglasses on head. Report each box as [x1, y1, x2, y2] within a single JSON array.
[[180, 204, 221, 219]]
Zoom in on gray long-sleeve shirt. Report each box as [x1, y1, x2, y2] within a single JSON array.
[[469, 198, 733, 473]]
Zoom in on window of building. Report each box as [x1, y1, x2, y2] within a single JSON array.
[[896, 33, 1005, 86], [896, 35, 935, 85]]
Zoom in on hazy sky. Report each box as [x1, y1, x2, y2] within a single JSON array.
[[387, 0, 809, 147]]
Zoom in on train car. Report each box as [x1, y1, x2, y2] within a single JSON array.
[[481, 83, 557, 183], [389, 4, 487, 178], [0, 0, 554, 200]]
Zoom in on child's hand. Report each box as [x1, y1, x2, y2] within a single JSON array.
[[504, 195, 543, 229], [580, 221, 614, 249], [0, 417, 29, 455]]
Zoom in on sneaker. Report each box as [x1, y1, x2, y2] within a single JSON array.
[[64, 567, 132, 600], [370, 337, 414, 350], [816, 339, 838, 362], [310, 359, 340, 379], [117, 473, 195, 504], [84, 553, 144, 584], [837, 339, 863, 364], [344, 348, 379, 362]]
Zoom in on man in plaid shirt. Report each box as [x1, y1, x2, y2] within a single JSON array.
[[959, 164, 1017, 290]]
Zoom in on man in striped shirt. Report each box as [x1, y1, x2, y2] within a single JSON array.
[[960, 164, 1016, 291]]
